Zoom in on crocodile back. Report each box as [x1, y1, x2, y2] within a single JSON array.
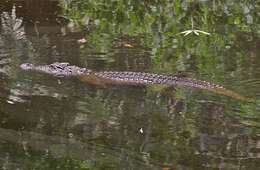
[[95, 71, 224, 90]]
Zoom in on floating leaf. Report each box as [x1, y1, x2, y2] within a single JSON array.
[[123, 43, 134, 48], [183, 30, 192, 36], [195, 30, 211, 35], [77, 38, 87, 44], [194, 30, 200, 36]]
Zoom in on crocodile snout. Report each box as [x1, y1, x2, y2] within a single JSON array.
[[20, 63, 33, 70]]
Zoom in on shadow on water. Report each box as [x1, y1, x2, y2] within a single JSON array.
[[0, 0, 260, 169]]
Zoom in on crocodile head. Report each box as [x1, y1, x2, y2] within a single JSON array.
[[20, 62, 92, 77]]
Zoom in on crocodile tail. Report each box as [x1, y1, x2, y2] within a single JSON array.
[[164, 76, 248, 101]]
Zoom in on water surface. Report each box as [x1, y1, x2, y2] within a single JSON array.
[[0, 0, 260, 169]]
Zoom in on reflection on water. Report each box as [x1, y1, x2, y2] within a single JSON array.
[[0, 0, 260, 169]]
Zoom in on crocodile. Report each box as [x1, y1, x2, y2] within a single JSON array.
[[20, 62, 248, 101]]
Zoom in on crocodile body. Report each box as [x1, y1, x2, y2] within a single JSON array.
[[20, 62, 247, 100]]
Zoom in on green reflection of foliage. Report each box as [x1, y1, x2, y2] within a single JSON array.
[[59, 0, 259, 83], [236, 100, 260, 128], [57, 0, 260, 169]]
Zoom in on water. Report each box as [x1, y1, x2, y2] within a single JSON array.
[[0, 0, 260, 169]]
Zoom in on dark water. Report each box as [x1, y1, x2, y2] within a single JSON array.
[[0, 0, 260, 169]]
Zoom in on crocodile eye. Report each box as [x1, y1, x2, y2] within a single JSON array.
[[56, 66, 63, 69]]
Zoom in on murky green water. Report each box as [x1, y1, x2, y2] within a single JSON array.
[[0, 0, 260, 169]]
